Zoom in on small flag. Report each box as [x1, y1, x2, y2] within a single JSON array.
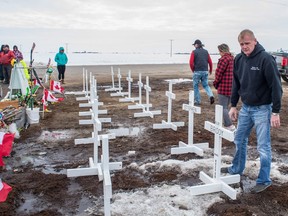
[[0, 179, 12, 202], [50, 80, 64, 94], [42, 91, 48, 111], [0, 132, 15, 167], [45, 89, 64, 102], [42, 89, 64, 111], [0, 133, 14, 157]]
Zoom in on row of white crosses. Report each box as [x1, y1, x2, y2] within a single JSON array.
[[128, 73, 152, 111], [77, 73, 108, 116], [67, 70, 122, 216], [77, 72, 105, 109], [107, 67, 161, 118], [168, 91, 240, 199], [105, 68, 240, 200]]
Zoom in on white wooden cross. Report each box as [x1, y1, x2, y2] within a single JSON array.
[[77, 72, 100, 103], [67, 98, 120, 178], [76, 71, 91, 102], [119, 70, 139, 103], [190, 105, 240, 200], [105, 66, 120, 92], [68, 134, 121, 216], [110, 68, 128, 97], [65, 68, 90, 96], [128, 73, 152, 110], [134, 76, 161, 118], [69, 68, 90, 96], [78, 78, 109, 121], [78, 76, 106, 115], [101, 135, 117, 216], [85, 68, 89, 95], [171, 91, 209, 156], [153, 80, 184, 131]]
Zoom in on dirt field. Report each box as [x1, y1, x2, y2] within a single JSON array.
[[0, 64, 288, 216]]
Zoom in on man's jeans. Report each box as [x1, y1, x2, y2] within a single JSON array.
[[218, 94, 233, 127], [228, 103, 272, 185], [193, 71, 213, 104]]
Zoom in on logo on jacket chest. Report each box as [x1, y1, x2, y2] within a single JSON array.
[[250, 66, 260, 71]]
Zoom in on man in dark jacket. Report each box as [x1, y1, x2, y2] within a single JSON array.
[[189, 39, 214, 105], [225, 29, 282, 193]]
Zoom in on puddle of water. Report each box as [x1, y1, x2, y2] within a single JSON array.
[[5, 153, 69, 175], [16, 192, 44, 214], [106, 127, 143, 137], [38, 129, 80, 141], [165, 78, 192, 84], [77, 194, 97, 214], [41, 165, 67, 175], [67, 180, 99, 214], [15, 182, 95, 215]]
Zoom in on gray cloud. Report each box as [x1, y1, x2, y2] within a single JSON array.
[[1, 0, 288, 52]]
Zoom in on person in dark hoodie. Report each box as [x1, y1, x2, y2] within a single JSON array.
[[54, 47, 68, 84], [223, 29, 282, 193]]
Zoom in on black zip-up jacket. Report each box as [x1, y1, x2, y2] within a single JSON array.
[[231, 42, 282, 113]]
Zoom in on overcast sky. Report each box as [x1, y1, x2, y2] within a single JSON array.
[[1, 0, 288, 53]]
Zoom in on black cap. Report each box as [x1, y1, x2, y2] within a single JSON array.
[[192, 39, 203, 46]]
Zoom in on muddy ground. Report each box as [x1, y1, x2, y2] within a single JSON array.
[[0, 64, 288, 216]]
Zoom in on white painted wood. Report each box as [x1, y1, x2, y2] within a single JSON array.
[[153, 81, 184, 131], [119, 70, 140, 103], [134, 76, 161, 118], [110, 68, 128, 97], [105, 66, 122, 92], [190, 105, 240, 200], [171, 91, 208, 156]]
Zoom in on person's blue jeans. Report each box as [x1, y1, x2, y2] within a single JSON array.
[[218, 94, 232, 127], [228, 103, 272, 185], [193, 71, 213, 104]]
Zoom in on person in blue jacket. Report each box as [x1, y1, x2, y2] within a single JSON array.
[[54, 47, 68, 84]]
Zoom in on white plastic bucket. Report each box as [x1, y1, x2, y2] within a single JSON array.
[[26, 107, 40, 124]]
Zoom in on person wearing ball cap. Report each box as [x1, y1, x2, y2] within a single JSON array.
[[189, 39, 214, 105]]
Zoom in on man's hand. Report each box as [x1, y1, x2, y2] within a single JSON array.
[[229, 107, 238, 121], [271, 114, 280, 128]]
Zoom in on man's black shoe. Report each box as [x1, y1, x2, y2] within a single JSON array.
[[210, 96, 215, 105], [251, 184, 271, 193]]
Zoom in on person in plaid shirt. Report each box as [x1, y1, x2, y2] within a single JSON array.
[[213, 43, 235, 131]]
